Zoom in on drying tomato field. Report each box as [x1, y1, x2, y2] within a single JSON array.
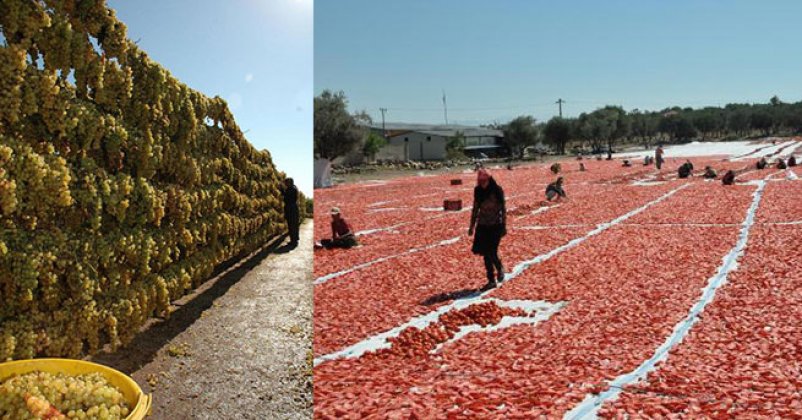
[[314, 142, 802, 418]]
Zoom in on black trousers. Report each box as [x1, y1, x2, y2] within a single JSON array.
[[472, 225, 504, 281], [321, 236, 357, 249], [285, 211, 300, 244], [483, 253, 503, 281]]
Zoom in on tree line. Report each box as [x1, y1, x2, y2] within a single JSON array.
[[316, 90, 802, 161], [501, 96, 802, 156]]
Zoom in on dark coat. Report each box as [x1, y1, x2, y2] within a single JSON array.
[[282, 185, 299, 218]]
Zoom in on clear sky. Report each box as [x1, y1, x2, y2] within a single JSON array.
[[110, 0, 312, 195], [315, 0, 802, 127]]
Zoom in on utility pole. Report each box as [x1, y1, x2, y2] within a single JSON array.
[[442, 90, 448, 125], [379, 107, 387, 137], [555, 98, 565, 118]]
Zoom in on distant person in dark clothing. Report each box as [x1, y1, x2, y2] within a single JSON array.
[[282, 178, 300, 246], [655, 145, 665, 170], [776, 158, 787, 170], [579, 162, 586, 172], [722, 170, 736, 185], [546, 177, 567, 202], [678, 160, 694, 179], [316, 208, 358, 250], [469, 169, 506, 290], [789, 155, 797, 167], [622, 159, 632, 167], [703, 166, 717, 179], [757, 157, 768, 170]]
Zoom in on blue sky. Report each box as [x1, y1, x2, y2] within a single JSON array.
[[110, 0, 312, 195], [315, 0, 802, 127]]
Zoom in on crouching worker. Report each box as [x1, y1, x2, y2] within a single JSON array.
[[316, 207, 358, 249], [776, 158, 787, 170], [678, 160, 694, 179], [703, 166, 717, 179], [546, 177, 567, 202], [757, 157, 768, 170], [622, 159, 632, 167], [789, 155, 797, 167], [722, 170, 736, 185], [469, 169, 506, 290]]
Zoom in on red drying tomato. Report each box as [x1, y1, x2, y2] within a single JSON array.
[[313, 154, 802, 418]]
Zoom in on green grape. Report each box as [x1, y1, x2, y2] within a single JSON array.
[[0, 371, 130, 419], [1, 0, 290, 361]]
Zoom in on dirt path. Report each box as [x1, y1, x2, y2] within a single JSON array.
[[92, 222, 313, 419]]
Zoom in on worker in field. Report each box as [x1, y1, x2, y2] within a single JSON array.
[[469, 169, 506, 290], [622, 159, 632, 167], [757, 157, 768, 170], [722, 170, 736, 185], [776, 158, 787, 169], [655, 145, 665, 170], [315, 207, 358, 250], [703, 166, 717, 179], [579, 162, 586, 172], [545, 176, 567, 202], [678, 160, 694, 179], [282, 178, 300, 247], [789, 155, 797, 167]]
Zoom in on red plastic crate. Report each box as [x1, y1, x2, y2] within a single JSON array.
[[443, 199, 462, 211]]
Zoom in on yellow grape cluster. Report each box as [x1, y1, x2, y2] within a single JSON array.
[[0, 0, 309, 361], [0, 371, 130, 419]]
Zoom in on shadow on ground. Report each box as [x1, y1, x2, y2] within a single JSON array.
[[421, 288, 481, 306], [91, 234, 289, 374]]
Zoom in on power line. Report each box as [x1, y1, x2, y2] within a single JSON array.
[[379, 107, 387, 136], [442, 90, 448, 124]]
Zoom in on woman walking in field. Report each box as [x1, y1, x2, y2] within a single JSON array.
[[468, 169, 507, 290]]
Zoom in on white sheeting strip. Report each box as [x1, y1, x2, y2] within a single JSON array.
[[367, 207, 407, 213], [314, 236, 461, 285], [564, 180, 767, 420], [731, 140, 798, 161], [315, 183, 691, 365], [429, 300, 566, 355], [516, 222, 741, 230], [368, 200, 396, 208], [514, 203, 560, 221]]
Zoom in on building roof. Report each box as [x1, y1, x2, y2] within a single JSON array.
[[370, 122, 503, 138], [463, 145, 503, 150]]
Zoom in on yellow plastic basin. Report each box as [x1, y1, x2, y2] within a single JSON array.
[[0, 358, 152, 419]]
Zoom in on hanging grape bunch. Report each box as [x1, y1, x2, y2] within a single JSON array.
[[0, 0, 309, 361]]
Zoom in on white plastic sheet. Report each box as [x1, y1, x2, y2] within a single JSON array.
[[314, 157, 333, 188]]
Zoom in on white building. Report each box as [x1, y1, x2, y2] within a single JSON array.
[[371, 123, 506, 161]]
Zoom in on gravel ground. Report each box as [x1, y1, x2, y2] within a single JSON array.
[[92, 222, 313, 419]]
